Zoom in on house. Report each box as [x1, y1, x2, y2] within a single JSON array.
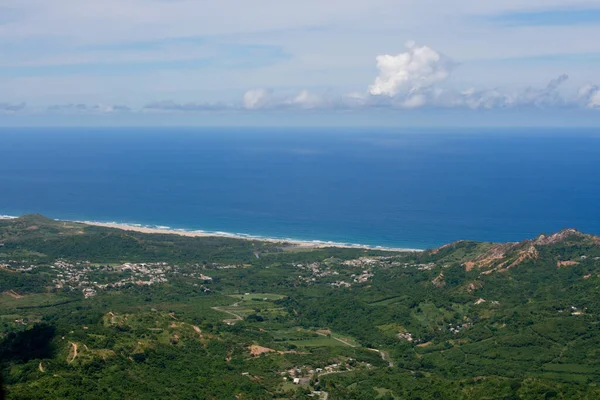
[[293, 378, 300, 385]]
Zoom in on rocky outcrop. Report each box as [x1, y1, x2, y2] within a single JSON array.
[[463, 242, 519, 271], [533, 229, 585, 246], [501, 245, 539, 271], [430, 240, 469, 255], [432, 272, 445, 288]]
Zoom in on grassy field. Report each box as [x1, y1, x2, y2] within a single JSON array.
[[229, 293, 286, 301], [0, 292, 72, 311], [542, 364, 600, 374], [330, 333, 360, 347], [213, 293, 289, 321], [287, 336, 353, 347]]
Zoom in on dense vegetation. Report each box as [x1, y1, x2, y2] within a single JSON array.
[[1, 215, 599, 399]]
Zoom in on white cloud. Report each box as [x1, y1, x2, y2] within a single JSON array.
[[243, 89, 272, 109], [591, 91, 600, 108], [363, 42, 583, 111], [401, 94, 428, 109], [242, 89, 324, 110], [453, 88, 510, 109], [578, 84, 600, 109], [369, 42, 454, 97], [3, 0, 600, 107], [4, 38, 599, 115], [512, 74, 569, 108], [288, 90, 323, 109]]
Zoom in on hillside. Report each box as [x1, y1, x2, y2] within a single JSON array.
[[1, 215, 600, 399]]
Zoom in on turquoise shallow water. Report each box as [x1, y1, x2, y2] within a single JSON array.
[[1, 126, 599, 249]]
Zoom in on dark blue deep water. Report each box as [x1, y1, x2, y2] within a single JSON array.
[[1, 127, 599, 249]]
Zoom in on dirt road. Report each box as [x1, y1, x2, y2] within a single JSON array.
[[314, 331, 357, 348], [211, 306, 243, 324], [68, 342, 78, 363]]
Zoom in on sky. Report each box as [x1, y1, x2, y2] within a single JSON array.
[[2, 0, 600, 125]]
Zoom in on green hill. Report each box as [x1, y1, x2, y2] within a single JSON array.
[[1, 215, 599, 399]]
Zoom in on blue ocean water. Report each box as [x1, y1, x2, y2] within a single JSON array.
[[1, 127, 599, 249]]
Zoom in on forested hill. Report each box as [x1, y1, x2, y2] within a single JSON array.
[[1, 215, 600, 399], [0, 214, 285, 264]]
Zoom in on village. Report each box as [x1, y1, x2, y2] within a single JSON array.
[[290, 255, 438, 288], [1, 259, 213, 298]]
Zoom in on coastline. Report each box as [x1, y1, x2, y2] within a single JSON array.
[[2, 213, 423, 252], [78, 220, 423, 253]]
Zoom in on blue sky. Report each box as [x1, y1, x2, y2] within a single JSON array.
[[1, 0, 600, 125], [490, 8, 600, 26]]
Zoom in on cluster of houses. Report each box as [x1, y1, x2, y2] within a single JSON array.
[[284, 256, 442, 288], [280, 359, 370, 387], [215, 264, 246, 270], [568, 306, 585, 316], [416, 262, 436, 271], [50, 260, 171, 297], [343, 256, 432, 271], [293, 258, 379, 287], [293, 261, 345, 285], [0, 260, 39, 272], [448, 322, 472, 334], [46, 260, 212, 298], [330, 281, 352, 288], [83, 288, 98, 298], [1, 257, 216, 300], [352, 270, 374, 283], [296, 262, 341, 279], [282, 362, 347, 382], [343, 257, 380, 268], [179, 270, 213, 282]]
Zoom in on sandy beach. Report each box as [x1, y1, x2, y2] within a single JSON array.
[[80, 220, 419, 253]]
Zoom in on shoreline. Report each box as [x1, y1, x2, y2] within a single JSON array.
[[77, 220, 423, 253], [2, 213, 424, 252]]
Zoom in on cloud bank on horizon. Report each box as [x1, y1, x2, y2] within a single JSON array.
[[1, 0, 600, 118], [237, 43, 599, 112]]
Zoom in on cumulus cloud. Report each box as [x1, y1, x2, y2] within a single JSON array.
[[447, 75, 570, 110], [241, 89, 326, 110], [239, 74, 586, 112], [243, 89, 272, 110], [451, 88, 509, 109], [0, 102, 26, 113], [369, 42, 454, 97], [578, 84, 600, 109], [513, 74, 569, 108], [288, 90, 324, 109], [364, 43, 586, 111], [8, 39, 600, 116]]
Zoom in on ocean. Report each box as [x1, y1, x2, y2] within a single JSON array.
[[1, 126, 599, 250]]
